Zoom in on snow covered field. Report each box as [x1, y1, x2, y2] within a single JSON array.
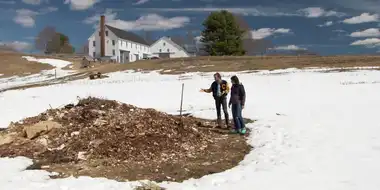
[[1, 68, 380, 189], [0, 56, 74, 91]]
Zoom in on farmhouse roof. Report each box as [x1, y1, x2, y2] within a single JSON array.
[[106, 25, 149, 46]]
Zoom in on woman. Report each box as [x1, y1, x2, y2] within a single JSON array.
[[228, 75, 246, 134]]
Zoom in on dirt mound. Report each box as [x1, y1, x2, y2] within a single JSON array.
[[0, 97, 252, 182]]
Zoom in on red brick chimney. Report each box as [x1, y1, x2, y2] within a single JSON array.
[[100, 15, 105, 57]]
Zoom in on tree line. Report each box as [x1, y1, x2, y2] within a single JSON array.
[[35, 26, 76, 54]]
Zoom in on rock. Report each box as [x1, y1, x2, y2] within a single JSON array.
[[78, 151, 87, 160], [0, 133, 16, 145], [23, 121, 62, 139], [71, 131, 80, 136], [37, 138, 48, 147], [94, 118, 107, 126]]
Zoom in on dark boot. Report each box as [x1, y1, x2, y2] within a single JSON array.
[[216, 118, 222, 127], [225, 119, 230, 128]]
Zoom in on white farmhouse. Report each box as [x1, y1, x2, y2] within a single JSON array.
[[88, 15, 150, 63], [150, 36, 191, 58]]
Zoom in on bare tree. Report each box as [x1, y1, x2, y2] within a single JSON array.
[[35, 26, 56, 52], [243, 39, 274, 55], [45, 32, 74, 54], [0, 44, 17, 52], [76, 42, 89, 55], [170, 35, 186, 47], [142, 30, 155, 45], [233, 15, 274, 55]]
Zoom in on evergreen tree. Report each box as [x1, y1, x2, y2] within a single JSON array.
[[201, 10, 245, 56]]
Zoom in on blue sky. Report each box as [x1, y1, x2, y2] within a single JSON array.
[[0, 0, 380, 55]]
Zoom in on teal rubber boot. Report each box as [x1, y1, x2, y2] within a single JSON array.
[[239, 128, 247, 135]]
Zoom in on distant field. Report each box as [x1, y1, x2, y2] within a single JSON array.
[[71, 55, 380, 75], [0, 52, 53, 78], [2, 52, 380, 80]]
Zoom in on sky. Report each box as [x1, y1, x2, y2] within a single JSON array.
[[0, 0, 380, 55]]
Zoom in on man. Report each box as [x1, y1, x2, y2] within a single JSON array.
[[200, 72, 230, 128]]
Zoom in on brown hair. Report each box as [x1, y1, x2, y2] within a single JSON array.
[[231, 75, 240, 84], [214, 72, 221, 79]]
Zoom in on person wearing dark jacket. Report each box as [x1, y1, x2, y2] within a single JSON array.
[[200, 72, 230, 127], [228, 75, 246, 134]]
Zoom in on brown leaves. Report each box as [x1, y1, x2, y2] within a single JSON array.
[[1, 97, 217, 165]]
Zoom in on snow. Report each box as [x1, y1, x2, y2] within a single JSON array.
[[1, 68, 380, 189], [22, 56, 72, 68], [0, 56, 75, 91]]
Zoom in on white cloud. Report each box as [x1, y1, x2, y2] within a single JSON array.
[[333, 29, 346, 33], [194, 36, 203, 44], [0, 1, 15, 4], [318, 21, 333, 27], [84, 9, 190, 31], [251, 28, 292, 39], [133, 0, 149, 5], [64, 0, 100, 10], [13, 7, 58, 27], [83, 8, 117, 24], [13, 9, 38, 27], [297, 7, 345, 17], [0, 41, 32, 51], [273, 45, 306, 50], [141, 7, 345, 17], [350, 38, 380, 47], [40, 6, 58, 14], [22, 0, 47, 5], [343, 13, 379, 24], [299, 7, 339, 18], [350, 28, 380, 37]]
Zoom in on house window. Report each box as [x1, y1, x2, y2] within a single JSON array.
[[163, 42, 166, 46], [112, 49, 115, 55], [167, 48, 170, 52], [112, 40, 115, 46], [93, 52, 95, 57], [159, 49, 162, 52], [105, 31, 108, 36], [93, 41, 95, 47]]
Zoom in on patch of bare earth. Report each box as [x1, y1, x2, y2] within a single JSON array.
[[0, 97, 252, 182], [0, 52, 54, 78]]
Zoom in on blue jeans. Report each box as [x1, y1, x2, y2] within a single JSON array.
[[231, 104, 245, 130]]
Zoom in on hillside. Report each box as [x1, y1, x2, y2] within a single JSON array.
[[66, 55, 380, 75], [0, 52, 54, 78]]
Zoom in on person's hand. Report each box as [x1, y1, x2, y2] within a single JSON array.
[[199, 89, 204, 92]]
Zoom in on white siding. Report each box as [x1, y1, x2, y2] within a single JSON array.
[[88, 27, 118, 59], [118, 38, 150, 63], [150, 38, 189, 58], [88, 26, 150, 63]]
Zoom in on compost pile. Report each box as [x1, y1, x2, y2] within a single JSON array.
[[0, 97, 252, 182], [0, 97, 218, 164]]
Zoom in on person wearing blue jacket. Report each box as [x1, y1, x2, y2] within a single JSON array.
[[200, 72, 230, 128], [228, 75, 246, 134]]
